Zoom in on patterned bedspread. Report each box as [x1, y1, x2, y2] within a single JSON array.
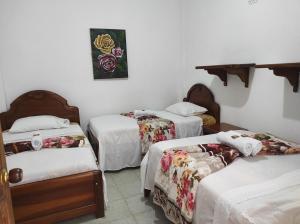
[[153, 133, 300, 224], [5, 135, 86, 156], [122, 112, 176, 154]]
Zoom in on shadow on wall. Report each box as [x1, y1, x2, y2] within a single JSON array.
[[210, 68, 254, 107], [283, 76, 300, 121]]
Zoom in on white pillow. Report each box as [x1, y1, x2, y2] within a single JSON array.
[[165, 102, 207, 116], [9, 115, 70, 133]]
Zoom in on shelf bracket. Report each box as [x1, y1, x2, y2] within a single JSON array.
[[256, 63, 300, 93], [196, 64, 254, 88], [206, 69, 227, 86], [272, 68, 299, 92], [226, 67, 250, 87]]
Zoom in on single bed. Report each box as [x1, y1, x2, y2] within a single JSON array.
[[0, 90, 104, 224], [141, 132, 300, 224], [87, 83, 220, 171]]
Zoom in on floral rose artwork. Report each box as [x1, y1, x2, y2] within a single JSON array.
[[112, 47, 124, 58], [98, 54, 117, 73], [90, 29, 128, 79], [94, 34, 115, 54]]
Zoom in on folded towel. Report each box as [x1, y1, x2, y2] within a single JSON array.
[[31, 132, 43, 151], [250, 140, 263, 156], [134, 110, 156, 117], [216, 131, 262, 156]]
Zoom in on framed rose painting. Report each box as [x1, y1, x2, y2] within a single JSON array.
[[90, 28, 128, 79]]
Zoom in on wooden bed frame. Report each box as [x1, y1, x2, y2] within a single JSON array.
[[183, 83, 220, 124], [0, 90, 104, 224], [86, 83, 220, 196]]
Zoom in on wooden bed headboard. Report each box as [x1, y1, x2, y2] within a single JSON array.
[[183, 83, 220, 124], [0, 90, 80, 131]]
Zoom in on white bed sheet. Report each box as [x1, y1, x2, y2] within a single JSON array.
[[3, 124, 99, 187], [89, 111, 202, 171], [89, 115, 141, 171], [141, 133, 300, 224], [155, 111, 202, 138], [213, 169, 300, 224]]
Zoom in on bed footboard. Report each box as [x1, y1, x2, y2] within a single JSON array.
[[11, 171, 104, 224]]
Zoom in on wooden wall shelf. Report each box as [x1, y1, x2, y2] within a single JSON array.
[[195, 64, 255, 87], [255, 63, 300, 92]]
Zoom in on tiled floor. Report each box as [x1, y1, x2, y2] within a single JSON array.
[[59, 168, 172, 224]]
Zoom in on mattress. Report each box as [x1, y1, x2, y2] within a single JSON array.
[[89, 111, 202, 171], [3, 124, 99, 187], [141, 133, 300, 224]]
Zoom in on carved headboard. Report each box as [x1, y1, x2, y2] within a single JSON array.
[[0, 90, 80, 131], [183, 83, 220, 124]]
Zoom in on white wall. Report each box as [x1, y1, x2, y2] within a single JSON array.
[[0, 0, 183, 127], [0, 72, 7, 113], [181, 0, 300, 142], [1, 0, 300, 142]]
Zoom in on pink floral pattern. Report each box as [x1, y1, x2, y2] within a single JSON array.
[[97, 54, 117, 72], [252, 133, 300, 155], [42, 136, 85, 148], [153, 134, 300, 224], [154, 145, 242, 224], [121, 112, 176, 154], [161, 151, 174, 172], [112, 47, 124, 58], [4, 135, 86, 156]]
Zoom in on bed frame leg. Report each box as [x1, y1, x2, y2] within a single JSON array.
[[95, 171, 105, 218], [144, 189, 151, 198]]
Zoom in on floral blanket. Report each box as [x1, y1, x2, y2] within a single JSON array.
[[5, 135, 85, 156], [154, 144, 241, 224], [121, 112, 176, 154], [153, 133, 300, 224]]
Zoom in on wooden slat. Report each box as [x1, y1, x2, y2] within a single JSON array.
[[196, 63, 255, 69], [255, 63, 300, 68]]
